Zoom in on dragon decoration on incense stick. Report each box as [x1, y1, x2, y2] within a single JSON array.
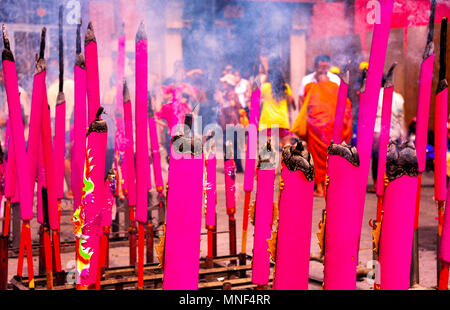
[[71, 147, 95, 280]]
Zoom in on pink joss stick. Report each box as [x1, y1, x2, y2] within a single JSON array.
[[148, 98, 164, 200], [411, 1, 437, 286], [379, 142, 419, 290], [85, 22, 101, 124], [36, 144, 45, 224], [1, 25, 33, 222], [123, 81, 137, 266], [355, 0, 394, 246], [251, 143, 276, 288], [323, 143, 360, 290], [273, 142, 314, 290], [72, 22, 87, 212], [205, 153, 217, 230], [376, 64, 397, 199], [163, 137, 203, 290], [54, 8, 65, 203], [331, 66, 350, 144], [241, 87, 260, 256], [41, 88, 59, 232], [74, 107, 107, 290], [224, 158, 237, 255], [27, 28, 46, 207], [135, 22, 149, 224], [135, 23, 149, 290]]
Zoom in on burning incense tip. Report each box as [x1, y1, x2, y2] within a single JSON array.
[[2, 25, 10, 50], [123, 79, 130, 102], [96, 106, 105, 120], [2, 25, 13, 62], [136, 22, 147, 42], [85, 21, 96, 45], [39, 27, 46, 60], [384, 62, 398, 88]]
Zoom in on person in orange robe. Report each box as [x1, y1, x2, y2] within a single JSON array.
[[291, 62, 352, 197]]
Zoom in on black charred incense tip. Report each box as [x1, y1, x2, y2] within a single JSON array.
[[339, 61, 351, 85], [136, 22, 147, 42], [258, 140, 277, 170], [439, 18, 447, 84], [75, 53, 85, 69], [88, 107, 107, 135], [2, 25, 13, 62], [437, 79, 448, 94], [148, 92, 154, 117], [85, 21, 97, 45], [56, 92, 65, 105], [384, 62, 398, 88], [123, 80, 130, 103], [184, 114, 193, 133], [282, 140, 315, 182], [360, 68, 368, 93], [328, 141, 360, 167], [0, 143, 4, 164], [42, 187, 49, 228], [171, 135, 203, 157], [386, 140, 419, 182], [427, 0, 437, 45], [76, 22, 82, 54], [39, 27, 46, 60]]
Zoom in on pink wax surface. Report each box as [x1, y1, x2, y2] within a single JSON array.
[[85, 41, 100, 124], [41, 90, 59, 231], [81, 124, 108, 286], [415, 55, 435, 173], [251, 168, 275, 286], [102, 179, 114, 227], [2, 59, 33, 221], [72, 64, 87, 211], [224, 159, 236, 214], [205, 154, 217, 228], [4, 133, 16, 200], [148, 116, 164, 191], [440, 182, 450, 263], [123, 97, 136, 206], [54, 100, 66, 200], [355, 0, 394, 247], [27, 70, 45, 203], [379, 175, 418, 290], [434, 87, 448, 202], [331, 80, 349, 144], [323, 155, 359, 290], [163, 153, 204, 290], [376, 86, 394, 196], [273, 163, 314, 290], [135, 38, 149, 224], [243, 88, 260, 192]]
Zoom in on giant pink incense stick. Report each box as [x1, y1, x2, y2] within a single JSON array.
[[224, 158, 237, 255], [163, 135, 203, 290], [331, 66, 350, 144], [375, 64, 397, 212], [148, 97, 164, 206], [72, 22, 87, 212], [251, 142, 276, 288], [73, 107, 107, 290], [205, 152, 216, 265], [2, 25, 35, 288], [135, 22, 149, 224], [54, 7, 66, 204], [411, 1, 436, 286], [378, 142, 419, 290], [135, 22, 149, 289], [41, 87, 59, 233], [273, 141, 314, 290], [37, 144, 45, 225], [123, 80, 137, 266], [27, 28, 46, 207], [85, 22, 100, 124], [323, 142, 360, 290], [436, 18, 448, 289], [355, 0, 394, 249], [241, 87, 261, 259]]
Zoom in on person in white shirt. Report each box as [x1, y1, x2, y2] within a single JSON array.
[[233, 69, 251, 112], [298, 55, 340, 109]]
